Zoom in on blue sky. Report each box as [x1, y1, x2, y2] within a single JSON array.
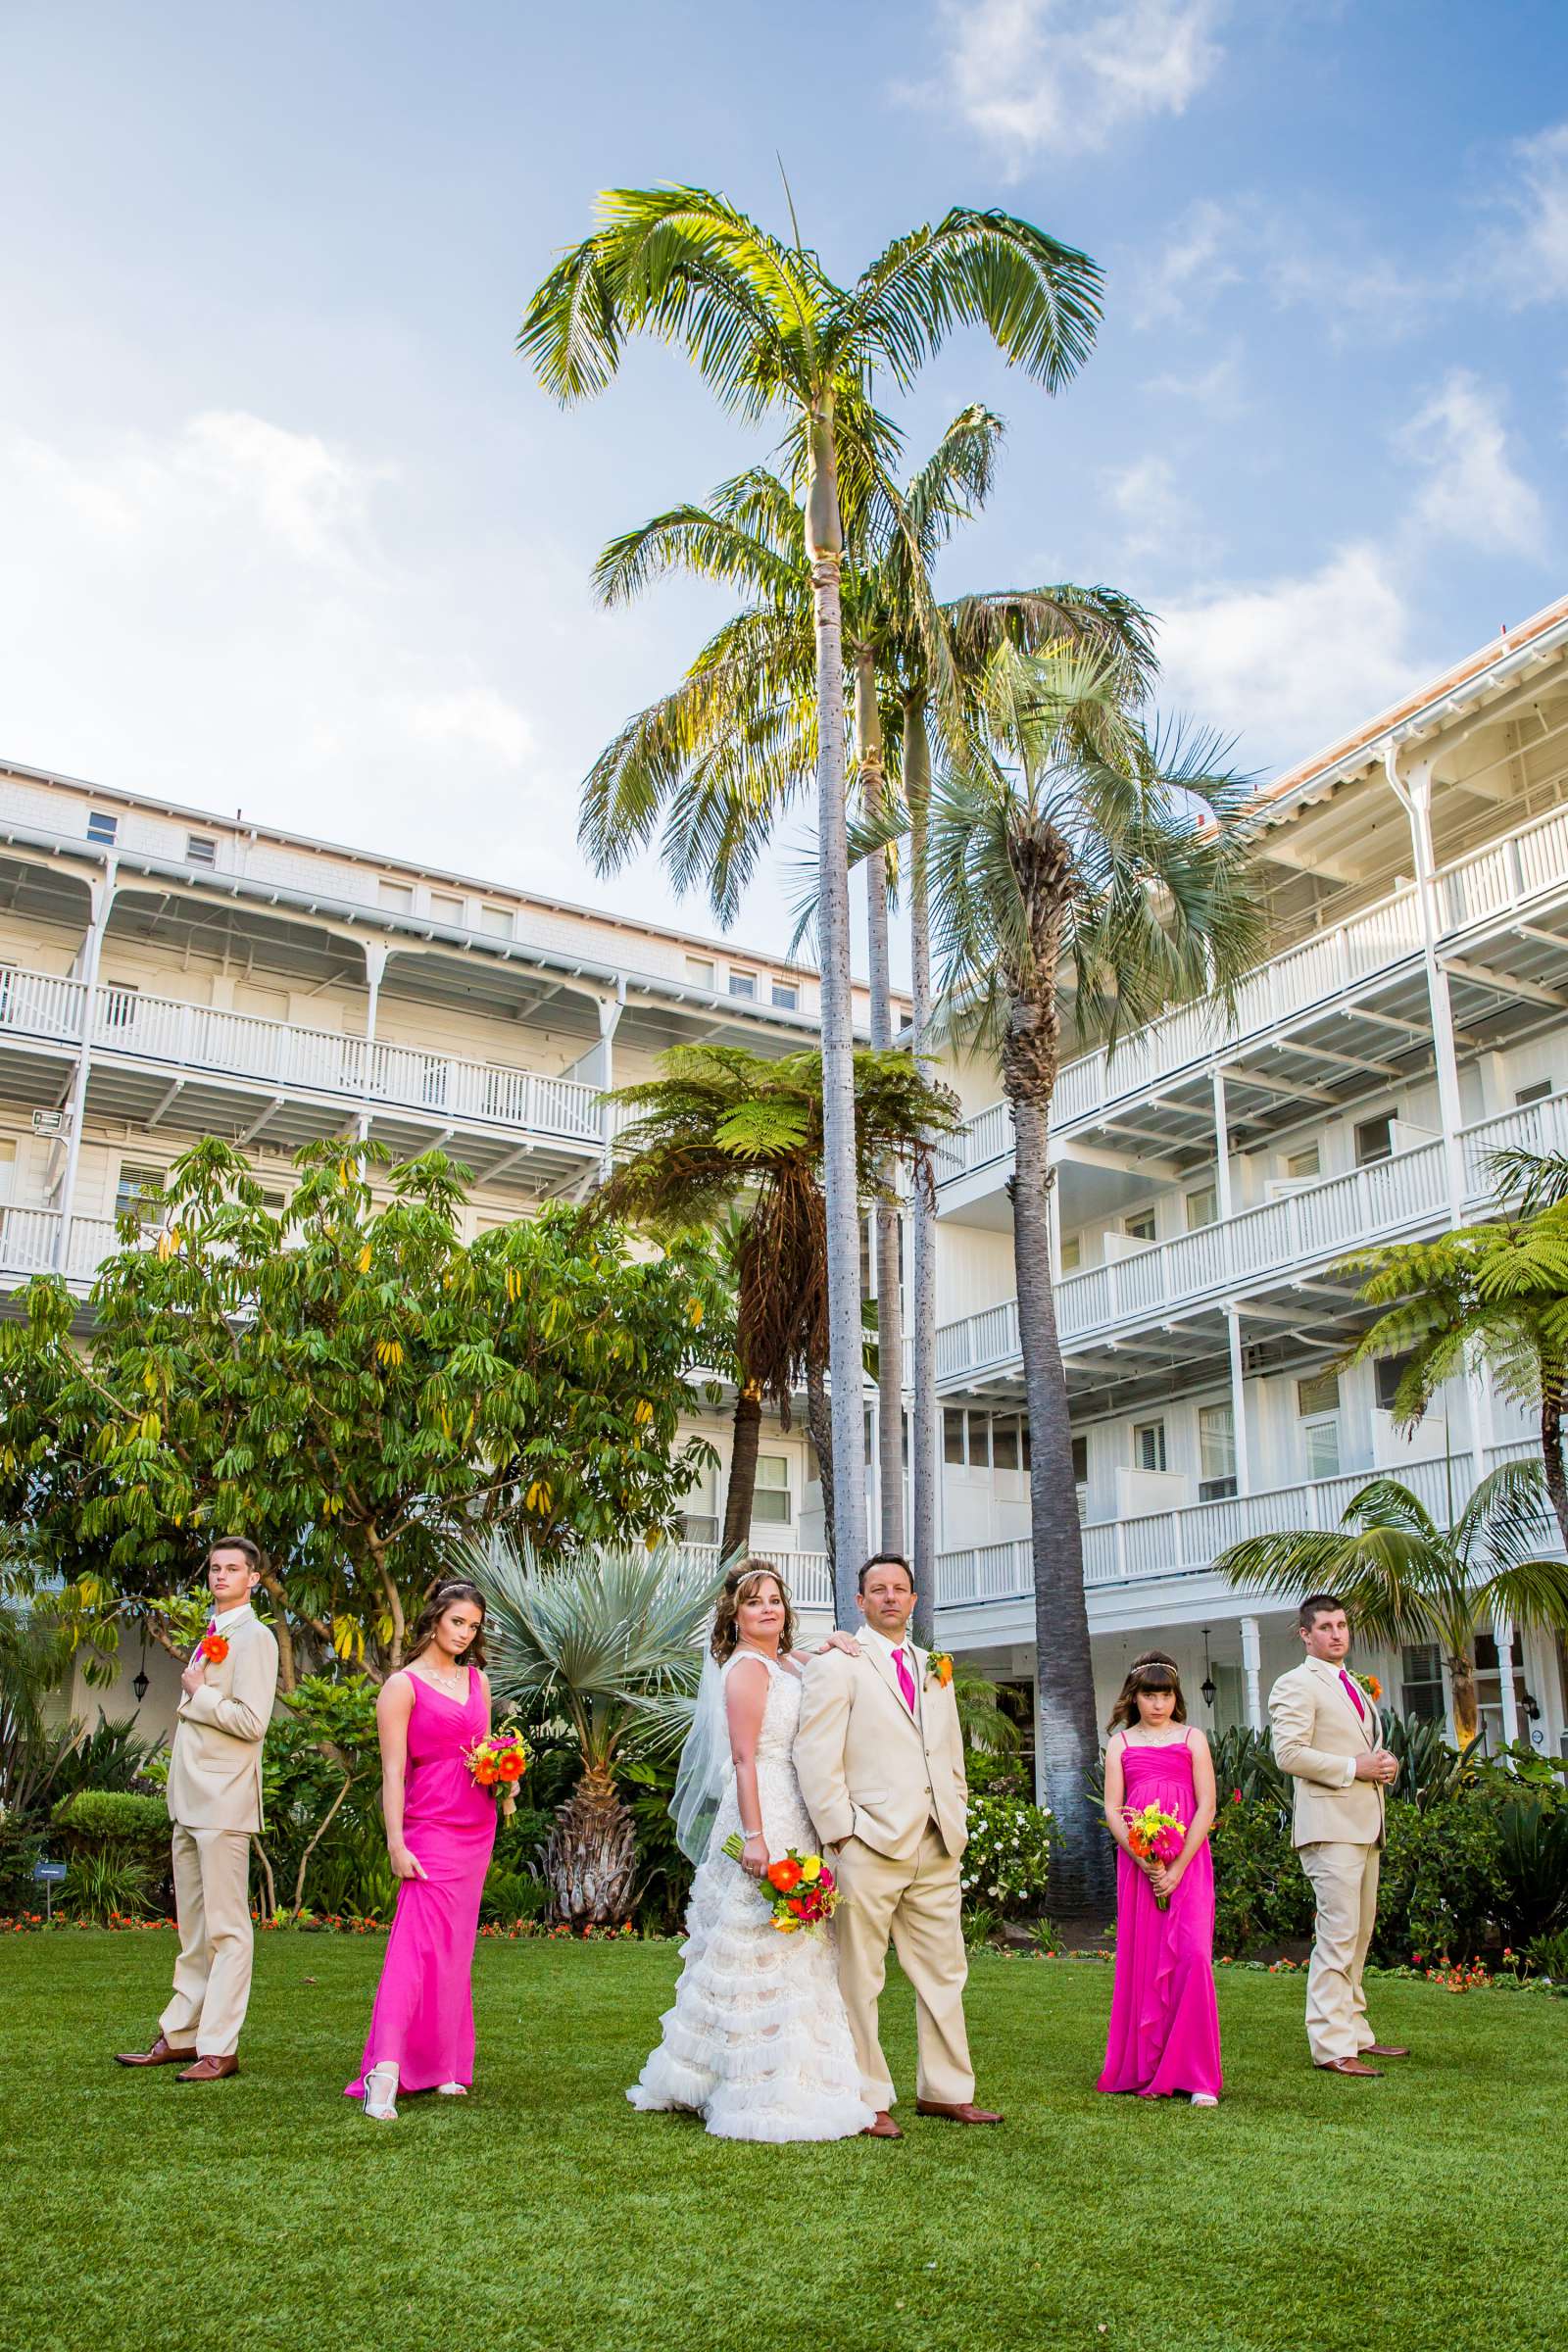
[[3, 1, 1564, 972]]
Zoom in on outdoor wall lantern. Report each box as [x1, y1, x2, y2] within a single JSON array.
[[1200, 1627, 1216, 1713]]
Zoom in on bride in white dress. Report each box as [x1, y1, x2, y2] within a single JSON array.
[[627, 1560, 874, 2142]]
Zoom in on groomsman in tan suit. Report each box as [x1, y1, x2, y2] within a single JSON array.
[[116, 1539, 279, 2082], [794, 1554, 1001, 2140], [1268, 1592, 1403, 2078]]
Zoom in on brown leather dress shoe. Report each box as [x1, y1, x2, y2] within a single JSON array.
[[860, 2110, 903, 2138], [175, 2054, 239, 2082], [1315, 2056, 1382, 2077], [115, 2034, 194, 2069], [1364, 2043, 1409, 2059], [915, 2098, 1004, 2124]]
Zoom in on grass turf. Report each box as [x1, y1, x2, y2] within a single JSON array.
[[1, 1934, 1563, 2352]]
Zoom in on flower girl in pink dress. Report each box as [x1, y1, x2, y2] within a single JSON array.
[[346, 1581, 497, 2120], [1098, 1653, 1222, 2107]]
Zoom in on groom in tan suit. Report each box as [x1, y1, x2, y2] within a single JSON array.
[[117, 1538, 278, 2082], [1268, 1592, 1403, 2078], [795, 1554, 1001, 2140]]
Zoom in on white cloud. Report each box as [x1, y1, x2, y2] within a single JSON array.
[[1493, 119, 1568, 305], [1144, 342, 1248, 416], [906, 0, 1227, 169], [1105, 453, 1212, 564], [1155, 544, 1417, 767], [0, 411, 549, 864], [1132, 197, 1432, 342], [1132, 199, 1244, 327], [1397, 370, 1544, 557]]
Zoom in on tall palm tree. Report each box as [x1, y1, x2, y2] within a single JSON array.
[[578, 427, 1152, 1628], [458, 1533, 718, 1926], [1215, 1467, 1568, 1744], [520, 182, 1102, 1593], [592, 1044, 962, 1593], [928, 642, 1260, 1905]]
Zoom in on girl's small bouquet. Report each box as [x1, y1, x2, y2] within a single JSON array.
[[465, 1725, 530, 1821], [722, 1838, 839, 1934], [1123, 1802, 1187, 1909]]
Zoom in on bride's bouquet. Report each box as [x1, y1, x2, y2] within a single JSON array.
[[465, 1725, 531, 1822], [722, 1838, 840, 1934], [1122, 1802, 1187, 1910]]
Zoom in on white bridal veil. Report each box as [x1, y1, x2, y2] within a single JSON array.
[[670, 1646, 731, 1863]]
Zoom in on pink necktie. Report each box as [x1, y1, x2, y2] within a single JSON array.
[[894, 1647, 916, 1713], [1340, 1668, 1365, 1721]]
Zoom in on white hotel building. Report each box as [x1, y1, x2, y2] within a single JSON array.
[[5, 596, 1568, 1760]]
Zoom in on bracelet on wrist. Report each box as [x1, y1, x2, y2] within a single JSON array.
[[742, 1828, 762, 1839]]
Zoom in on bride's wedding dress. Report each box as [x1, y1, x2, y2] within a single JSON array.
[[627, 1650, 873, 2142]]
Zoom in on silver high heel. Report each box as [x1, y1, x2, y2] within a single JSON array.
[[363, 2061, 399, 2120]]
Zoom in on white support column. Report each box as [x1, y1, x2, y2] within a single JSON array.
[[356, 940, 388, 1143], [1211, 1068, 1233, 1222], [1226, 1302, 1250, 1496], [1494, 1614, 1520, 1758], [599, 981, 625, 1176], [52, 856, 117, 1275], [1385, 745, 1466, 1226], [1240, 1615, 1263, 1733]]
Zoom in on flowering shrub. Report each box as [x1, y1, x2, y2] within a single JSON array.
[[960, 1795, 1055, 1918]]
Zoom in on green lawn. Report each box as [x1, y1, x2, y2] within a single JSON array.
[[1, 1935, 1563, 2352]]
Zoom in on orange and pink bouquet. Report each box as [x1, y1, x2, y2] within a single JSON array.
[[465, 1726, 530, 1821], [1123, 1801, 1187, 1910], [722, 1838, 840, 1933]]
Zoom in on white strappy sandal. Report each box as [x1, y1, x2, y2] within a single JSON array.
[[435, 2082, 467, 2097], [363, 2061, 399, 2120]]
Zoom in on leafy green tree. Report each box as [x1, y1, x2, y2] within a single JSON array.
[[0, 1137, 724, 1687], [929, 642, 1260, 1904], [520, 178, 1102, 1586], [459, 1532, 717, 1925], [596, 1044, 961, 1591], [1216, 1465, 1568, 1744]]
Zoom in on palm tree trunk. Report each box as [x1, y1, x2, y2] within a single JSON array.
[[1011, 1083, 1110, 1911], [721, 1382, 763, 1556], [545, 1766, 637, 1926], [906, 695, 937, 1649], [858, 651, 905, 1561], [806, 392, 867, 1622], [807, 1357, 836, 1572], [1541, 1388, 1568, 1554]]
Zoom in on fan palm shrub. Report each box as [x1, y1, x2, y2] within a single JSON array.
[[521, 179, 1102, 1579], [928, 642, 1260, 1904], [1215, 1465, 1568, 1743], [457, 1534, 719, 1926]]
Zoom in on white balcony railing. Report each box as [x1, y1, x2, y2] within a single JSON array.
[[940, 795, 1568, 1187], [936, 1442, 1547, 1608], [0, 968, 605, 1147], [935, 1086, 1568, 1386], [672, 1544, 833, 1612], [0, 1207, 120, 1284]]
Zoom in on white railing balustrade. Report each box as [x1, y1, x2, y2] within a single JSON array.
[[0, 1204, 63, 1276], [672, 1545, 833, 1612], [936, 1442, 1556, 1607], [0, 965, 87, 1046]]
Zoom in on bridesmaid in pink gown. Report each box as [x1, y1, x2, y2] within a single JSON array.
[[346, 1581, 497, 2119], [1098, 1652, 1222, 2106]]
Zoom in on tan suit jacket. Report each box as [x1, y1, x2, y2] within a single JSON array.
[[1268, 1655, 1385, 1849], [794, 1641, 968, 1861], [167, 1607, 279, 1835]]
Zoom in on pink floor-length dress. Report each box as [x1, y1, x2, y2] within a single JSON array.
[[345, 1667, 497, 2098], [1098, 1731, 1222, 2101]]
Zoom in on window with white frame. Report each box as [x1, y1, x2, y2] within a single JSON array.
[[943, 1406, 965, 1465], [1354, 1113, 1393, 1166], [378, 879, 415, 911], [1186, 1183, 1218, 1231], [115, 1162, 165, 1225], [1058, 1232, 1081, 1271], [1399, 1641, 1445, 1723], [728, 968, 758, 1001], [1286, 1144, 1321, 1181], [680, 1458, 719, 1546], [967, 1409, 991, 1468], [1133, 1419, 1167, 1473], [1124, 1208, 1156, 1244], [186, 834, 217, 867], [685, 956, 715, 989], [752, 1452, 792, 1525], [992, 1418, 1019, 1471], [1198, 1401, 1236, 1499], [1516, 1078, 1553, 1107], [87, 809, 118, 845], [430, 891, 466, 925], [1375, 1350, 1418, 1414], [1298, 1369, 1341, 1476], [479, 905, 514, 939], [770, 979, 799, 1010]]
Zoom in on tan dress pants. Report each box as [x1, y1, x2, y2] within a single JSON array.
[[832, 1823, 974, 2109], [160, 1824, 256, 2058], [1298, 1838, 1381, 2065]]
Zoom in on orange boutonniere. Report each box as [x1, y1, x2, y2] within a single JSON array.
[[1353, 1671, 1383, 1705], [926, 1652, 955, 1689], [199, 1633, 229, 1664]]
